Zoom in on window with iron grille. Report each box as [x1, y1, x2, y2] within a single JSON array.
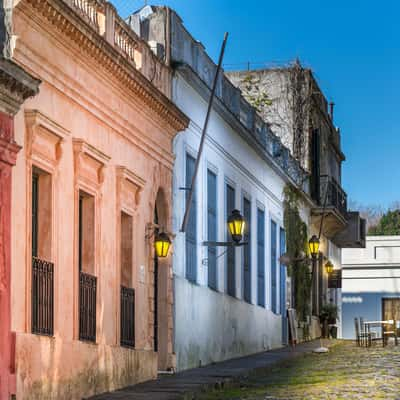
[[31, 171, 54, 336], [78, 191, 96, 342], [120, 212, 135, 348], [271, 220, 278, 313], [226, 184, 236, 297], [257, 208, 265, 307], [207, 169, 217, 290], [243, 197, 251, 303], [120, 286, 135, 348], [32, 257, 54, 336], [79, 271, 97, 342], [185, 154, 197, 283]]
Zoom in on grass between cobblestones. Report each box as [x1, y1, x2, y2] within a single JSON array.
[[198, 340, 400, 400]]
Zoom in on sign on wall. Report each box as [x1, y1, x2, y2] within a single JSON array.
[[328, 270, 342, 289]]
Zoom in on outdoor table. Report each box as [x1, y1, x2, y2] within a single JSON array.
[[363, 320, 398, 347]]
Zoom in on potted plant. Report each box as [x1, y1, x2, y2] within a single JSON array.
[[319, 303, 339, 338]]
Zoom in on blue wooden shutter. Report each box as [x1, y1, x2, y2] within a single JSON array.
[[207, 170, 217, 290], [257, 208, 265, 307], [243, 198, 251, 303], [185, 154, 197, 282], [280, 228, 288, 344], [271, 220, 277, 313], [226, 184, 236, 297]]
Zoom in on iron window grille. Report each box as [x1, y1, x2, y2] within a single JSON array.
[[79, 271, 97, 342], [120, 286, 135, 348], [32, 257, 54, 336]]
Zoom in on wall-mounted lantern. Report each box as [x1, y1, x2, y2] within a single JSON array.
[[203, 209, 247, 248], [325, 260, 334, 274], [154, 232, 172, 258], [227, 209, 245, 244], [308, 235, 320, 259], [146, 223, 173, 258]]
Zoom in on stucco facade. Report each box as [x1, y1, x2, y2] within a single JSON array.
[[129, 6, 316, 371], [172, 74, 290, 370], [9, 0, 188, 399], [0, 13, 40, 397]]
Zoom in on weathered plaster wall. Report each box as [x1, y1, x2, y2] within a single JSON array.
[[16, 333, 157, 400], [9, 2, 184, 398], [174, 275, 282, 370], [0, 113, 19, 400]]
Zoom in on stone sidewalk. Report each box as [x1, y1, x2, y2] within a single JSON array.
[[87, 340, 325, 400], [197, 340, 400, 400]]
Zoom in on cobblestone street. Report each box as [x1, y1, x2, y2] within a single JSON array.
[[199, 341, 400, 400]]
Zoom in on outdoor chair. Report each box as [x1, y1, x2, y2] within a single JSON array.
[[360, 317, 370, 347], [354, 317, 369, 347], [364, 323, 378, 347]]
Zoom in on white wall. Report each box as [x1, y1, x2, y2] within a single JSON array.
[[172, 72, 293, 370], [342, 236, 400, 294], [341, 236, 400, 338]]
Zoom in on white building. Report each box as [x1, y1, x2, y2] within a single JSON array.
[[341, 236, 400, 339], [128, 6, 309, 371]]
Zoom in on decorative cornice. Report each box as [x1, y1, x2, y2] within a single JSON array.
[[25, 109, 70, 140], [0, 136, 21, 166], [73, 138, 110, 185], [25, 109, 70, 166], [20, 0, 189, 132], [116, 166, 146, 212], [0, 58, 40, 115]]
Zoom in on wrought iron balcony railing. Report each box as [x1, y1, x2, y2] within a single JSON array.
[[32, 257, 54, 336], [120, 286, 135, 348], [79, 271, 97, 342], [320, 175, 347, 217]]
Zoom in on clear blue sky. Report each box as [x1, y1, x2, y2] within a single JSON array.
[[113, 0, 399, 208]]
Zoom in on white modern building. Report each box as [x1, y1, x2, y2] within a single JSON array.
[[341, 236, 400, 339]]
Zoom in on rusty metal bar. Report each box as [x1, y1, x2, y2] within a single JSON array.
[[180, 32, 229, 233]]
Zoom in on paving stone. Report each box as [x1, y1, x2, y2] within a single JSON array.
[[87, 341, 319, 399], [198, 340, 400, 400]]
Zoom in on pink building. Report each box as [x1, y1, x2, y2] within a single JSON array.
[[8, 0, 188, 398], [0, 32, 40, 400]]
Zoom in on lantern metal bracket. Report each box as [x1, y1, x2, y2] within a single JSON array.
[[145, 223, 175, 240], [202, 241, 248, 247]]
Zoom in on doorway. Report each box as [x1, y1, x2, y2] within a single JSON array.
[[153, 190, 169, 371], [382, 298, 400, 336]]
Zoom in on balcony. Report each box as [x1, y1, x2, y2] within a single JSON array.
[[333, 211, 366, 248], [24, 0, 172, 97], [311, 175, 348, 238]]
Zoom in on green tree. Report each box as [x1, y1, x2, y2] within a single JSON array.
[[368, 209, 400, 235]]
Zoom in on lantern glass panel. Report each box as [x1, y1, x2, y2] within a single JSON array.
[[154, 233, 171, 258], [308, 235, 320, 257]]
